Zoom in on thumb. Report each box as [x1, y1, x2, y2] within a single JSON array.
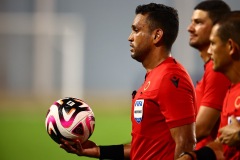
[[219, 125, 225, 133], [230, 115, 239, 124]]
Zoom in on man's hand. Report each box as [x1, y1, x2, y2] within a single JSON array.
[[219, 116, 240, 146], [60, 139, 100, 158], [177, 153, 195, 160]]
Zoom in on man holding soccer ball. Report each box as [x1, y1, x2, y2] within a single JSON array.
[[60, 3, 196, 159]]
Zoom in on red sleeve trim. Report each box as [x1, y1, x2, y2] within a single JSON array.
[[200, 102, 223, 111], [167, 116, 195, 128]]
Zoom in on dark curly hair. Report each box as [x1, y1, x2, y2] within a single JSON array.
[[135, 3, 179, 50]]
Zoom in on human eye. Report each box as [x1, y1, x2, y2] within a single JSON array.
[[131, 25, 139, 33], [133, 27, 138, 32], [134, 28, 139, 33], [194, 19, 202, 25], [210, 40, 215, 46]]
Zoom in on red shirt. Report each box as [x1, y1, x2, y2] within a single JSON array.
[[130, 57, 196, 159], [195, 60, 230, 149], [220, 83, 240, 159]]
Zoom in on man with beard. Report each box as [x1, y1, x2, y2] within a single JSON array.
[[60, 3, 196, 159], [187, 0, 231, 150]]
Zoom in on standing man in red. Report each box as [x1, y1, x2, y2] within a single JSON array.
[[129, 3, 196, 159], [60, 3, 196, 159], [178, 10, 240, 160], [187, 0, 231, 149]]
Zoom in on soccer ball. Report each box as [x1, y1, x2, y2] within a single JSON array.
[[45, 97, 95, 144]]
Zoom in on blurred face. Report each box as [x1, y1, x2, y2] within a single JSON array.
[[208, 24, 231, 72], [188, 10, 213, 50], [128, 14, 153, 62]]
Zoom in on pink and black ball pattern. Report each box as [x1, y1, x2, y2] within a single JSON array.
[[45, 97, 95, 144]]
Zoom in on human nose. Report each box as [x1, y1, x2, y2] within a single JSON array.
[[128, 32, 133, 41], [207, 45, 212, 55], [187, 22, 194, 33]]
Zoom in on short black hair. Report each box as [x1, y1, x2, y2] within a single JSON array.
[[135, 3, 179, 50], [216, 11, 240, 46], [194, 0, 231, 24]]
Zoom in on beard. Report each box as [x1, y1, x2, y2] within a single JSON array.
[[131, 52, 143, 62], [189, 40, 210, 51], [131, 46, 150, 63], [189, 41, 201, 49]]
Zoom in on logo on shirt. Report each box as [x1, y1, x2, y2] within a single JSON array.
[[235, 96, 240, 109], [134, 99, 144, 123], [144, 81, 150, 91], [170, 76, 180, 88]]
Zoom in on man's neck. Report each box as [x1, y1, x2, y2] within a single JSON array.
[[143, 48, 170, 72], [199, 47, 211, 63], [225, 62, 240, 84]]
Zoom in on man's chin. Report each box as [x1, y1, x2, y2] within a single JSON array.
[[213, 66, 221, 73], [131, 54, 141, 62], [189, 42, 199, 49]]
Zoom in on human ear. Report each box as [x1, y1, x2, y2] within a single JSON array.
[[153, 29, 163, 43], [228, 39, 240, 59]]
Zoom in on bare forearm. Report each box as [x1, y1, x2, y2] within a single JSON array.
[[175, 141, 195, 159], [171, 123, 196, 159], [123, 143, 131, 159], [196, 106, 221, 141]]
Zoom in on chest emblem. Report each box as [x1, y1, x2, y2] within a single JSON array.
[[171, 76, 180, 88], [144, 81, 150, 91], [134, 99, 144, 123], [235, 96, 240, 109]]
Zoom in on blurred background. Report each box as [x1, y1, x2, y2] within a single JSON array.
[[0, 0, 239, 160]]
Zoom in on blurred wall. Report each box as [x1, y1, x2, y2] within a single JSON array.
[[0, 0, 240, 103]]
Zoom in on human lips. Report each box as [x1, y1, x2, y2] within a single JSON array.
[[130, 43, 134, 52], [189, 33, 196, 40], [211, 55, 215, 61]]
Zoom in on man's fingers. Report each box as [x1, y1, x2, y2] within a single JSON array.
[[74, 140, 84, 156], [60, 143, 72, 153], [219, 126, 225, 133], [60, 139, 77, 153], [230, 116, 239, 124]]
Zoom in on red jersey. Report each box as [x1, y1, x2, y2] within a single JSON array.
[[130, 57, 196, 159], [195, 60, 230, 149], [220, 83, 240, 160]]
